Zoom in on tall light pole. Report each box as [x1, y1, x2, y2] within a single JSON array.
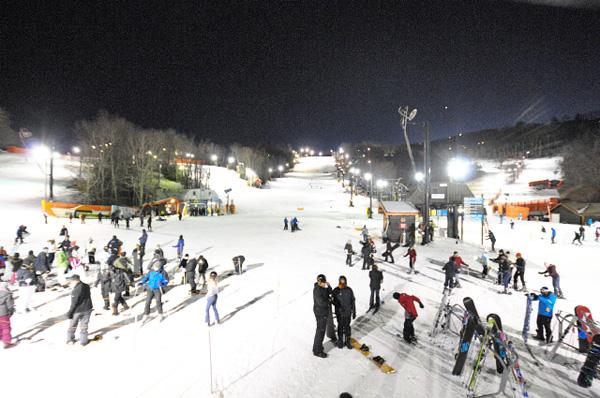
[[364, 172, 373, 218], [349, 167, 359, 207], [423, 122, 431, 243]]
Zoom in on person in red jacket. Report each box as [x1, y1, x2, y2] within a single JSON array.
[[393, 292, 424, 343], [404, 245, 417, 273], [451, 251, 469, 288]]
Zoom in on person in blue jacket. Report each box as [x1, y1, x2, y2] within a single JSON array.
[[530, 287, 557, 343], [550, 227, 556, 244], [139, 263, 169, 320], [173, 235, 184, 259]]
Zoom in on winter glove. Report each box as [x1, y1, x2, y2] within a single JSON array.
[[419, 303, 425, 309]]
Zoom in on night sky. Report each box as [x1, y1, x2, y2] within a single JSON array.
[[1, 1, 599, 148]]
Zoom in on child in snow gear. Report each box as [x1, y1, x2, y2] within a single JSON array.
[[205, 271, 220, 325], [368, 265, 383, 310], [404, 245, 417, 272], [332, 275, 356, 349], [450, 251, 468, 288], [312, 274, 334, 358], [513, 252, 526, 291], [0, 282, 15, 348], [393, 292, 424, 343], [139, 264, 169, 319], [344, 240, 354, 266], [530, 287, 557, 343], [95, 265, 113, 310], [66, 275, 93, 346], [539, 263, 563, 298], [232, 255, 245, 275]]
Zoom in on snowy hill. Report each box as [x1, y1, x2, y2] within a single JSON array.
[[0, 154, 598, 397]]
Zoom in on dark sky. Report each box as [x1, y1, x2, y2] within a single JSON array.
[[1, 1, 599, 148]]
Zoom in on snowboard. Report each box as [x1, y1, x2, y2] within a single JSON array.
[[577, 334, 600, 388], [452, 297, 480, 376], [522, 294, 541, 366], [349, 337, 396, 374], [575, 305, 600, 343], [463, 296, 484, 335], [487, 313, 506, 374]]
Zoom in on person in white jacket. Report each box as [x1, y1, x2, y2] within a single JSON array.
[[205, 271, 220, 326]]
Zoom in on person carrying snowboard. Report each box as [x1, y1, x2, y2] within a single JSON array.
[[344, 240, 354, 267], [539, 263, 563, 298], [393, 292, 424, 343], [442, 258, 456, 290], [368, 264, 383, 310], [529, 287, 557, 343], [513, 252, 526, 291], [404, 245, 417, 273], [0, 282, 15, 348], [312, 274, 333, 358], [139, 263, 169, 321], [66, 274, 93, 346], [332, 275, 356, 349]]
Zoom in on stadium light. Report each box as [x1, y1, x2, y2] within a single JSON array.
[[415, 171, 425, 182], [227, 156, 235, 164], [447, 157, 471, 181]]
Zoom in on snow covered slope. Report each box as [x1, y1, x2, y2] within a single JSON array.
[[1, 154, 598, 398]]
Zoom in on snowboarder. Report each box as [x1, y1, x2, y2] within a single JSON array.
[[66, 274, 93, 346], [572, 231, 583, 245], [173, 235, 185, 259], [513, 252, 526, 291], [344, 240, 354, 266], [382, 241, 396, 264], [16, 262, 37, 313], [486, 231, 496, 252], [404, 245, 417, 273], [393, 292, 424, 343], [539, 263, 563, 298], [332, 275, 356, 349], [198, 255, 209, 287], [312, 274, 333, 358], [205, 271, 220, 326], [442, 258, 456, 290], [185, 255, 198, 294], [551, 227, 556, 244], [368, 264, 383, 310], [0, 282, 15, 348], [283, 217, 288, 230], [529, 287, 557, 343], [232, 255, 245, 275], [139, 263, 169, 320], [94, 264, 113, 310]]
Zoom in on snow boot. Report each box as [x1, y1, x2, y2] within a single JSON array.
[[346, 339, 352, 349], [112, 304, 118, 316], [122, 302, 130, 311], [103, 298, 110, 310], [313, 351, 327, 358], [337, 340, 344, 349]]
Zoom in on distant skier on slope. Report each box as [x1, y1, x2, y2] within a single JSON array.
[[539, 263, 563, 298], [393, 292, 424, 344]]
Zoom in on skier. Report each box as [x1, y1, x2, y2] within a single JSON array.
[[451, 251, 469, 288], [139, 263, 169, 321], [486, 231, 497, 252], [513, 252, 526, 291], [205, 271, 220, 326], [368, 264, 383, 310], [111, 264, 130, 315], [393, 292, 424, 343], [404, 245, 417, 273], [66, 274, 93, 346], [551, 227, 556, 244], [94, 264, 113, 311], [16, 262, 37, 313], [198, 255, 209, 287], [185, 255, 199, 294], [312, 274, 333, 358], [442, 258, 456, 290], [579, 225, 585, 241], [539, 263, 563, 298], [572, 231, 583, 245], [0, 282, 15, 348], [173, 235, 185, 259], [232, 255, 245, 275], [86, 238, 96, 265], [283, 217, 289, 231], [332, 275, 356, 349], [529, 287, 557, 343], [382, 240, 395, 264], [344, 240, 354, 267]]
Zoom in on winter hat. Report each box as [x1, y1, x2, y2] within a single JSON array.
[[317, 274, 326, 283], [516, 253, 522, 257], [540, 286, 549, 293], [339, 275, 347, 284], [70, 274, 81, 282], [392, 292, 400, 300]]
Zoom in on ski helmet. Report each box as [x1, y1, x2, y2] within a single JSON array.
[[317, 274, 326, 283], [540, 286, 549, 294]]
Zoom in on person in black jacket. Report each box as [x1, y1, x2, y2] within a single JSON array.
[[312, 274, 332, 358], [232, 255, 245, 275], [198, 255, 209, 287], [513, 252, 526, 291], [95, 265, 113, 310], [360, 241, 371, 270], [332, 275, 356, 349], [442, 259, 456, 290], [34, 248, 50, 274], [111, 267, 130, 315], [185, 255, 199, 294], [368, 264, 383, 310], [66, 275, 93, 345], [344, 240, 354, 266]]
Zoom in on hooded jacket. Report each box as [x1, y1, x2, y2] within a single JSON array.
[[0, 288, 15, 317]]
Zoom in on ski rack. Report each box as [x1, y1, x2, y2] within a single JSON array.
[[430, 289, 465, 338], [549, 310, 600, 361]]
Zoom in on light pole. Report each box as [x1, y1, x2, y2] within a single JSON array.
[[376, 179, 388, 202], [364, 172, 373, 218], [349, 167, 359, 207]]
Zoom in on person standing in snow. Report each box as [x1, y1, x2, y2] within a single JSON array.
[[16, 262, 37, 313], [111, 265, 130, 315], [198, 255, 209, 287], [595, 227, 600, 242], [139, 229, 148, 254], [579, 225, 585, 241], [529, 287, 557, 343], [368, 264, 383, 310], [451, 251, 469, 288], [66, 274, 93, 346], [360, 240, 371, 270], [312, 274, 332, 358], [283, 217, 289, 231], [98, 212, 103, 224], [139, 263, 169, 320], [332, 275, 356, 349], [0, 282, 15, 349], [382, 240, 396, 264], [232, 255, 245, 275], [344, 240, 354, 266], [404, 245, 417, 273], [132, 245, 144, 277], [205, 271, 220, 326], [361, 225, 369, 242], [393, 292, 424, 343], [94, 264, 113, 311], [442, 258, 456, 290], [59, 225, 68, 237], [34, 247, 51, 274], [486, 231, 496, 252], [510, 219, 515, 229], [499, 255, 512, 294], [147, 215, 153, 232], [173, 235, 185, 259], [540, 225, 546, 240], [185, 255, 199, 294], [572, 231, 583, 245], [539, 263, 563, 298], [513, 252, 526, 291], [551, 227, 556, 244]]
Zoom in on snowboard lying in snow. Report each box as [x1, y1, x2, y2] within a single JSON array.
[[349, 337, 396, 374]]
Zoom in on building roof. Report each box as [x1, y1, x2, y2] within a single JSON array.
[[551, 201, 600, 217], [380, 201, 420, 214], [406, 181, 475, 205]]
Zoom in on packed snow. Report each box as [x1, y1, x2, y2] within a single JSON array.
[[0, 153, 598, 398]]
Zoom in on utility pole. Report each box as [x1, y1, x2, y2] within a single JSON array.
[[423, 122, 431, 243], [49, 151, 54, 200], [368, 178, 373, 218]]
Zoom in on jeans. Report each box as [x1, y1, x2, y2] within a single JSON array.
[[67, 310, 91, 345], [206, 294, 220, 323], [369, 287, 380, 308], [144, 288, 163, 315], [444, 275, 454, 289], [552, 276, 562, 296]]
